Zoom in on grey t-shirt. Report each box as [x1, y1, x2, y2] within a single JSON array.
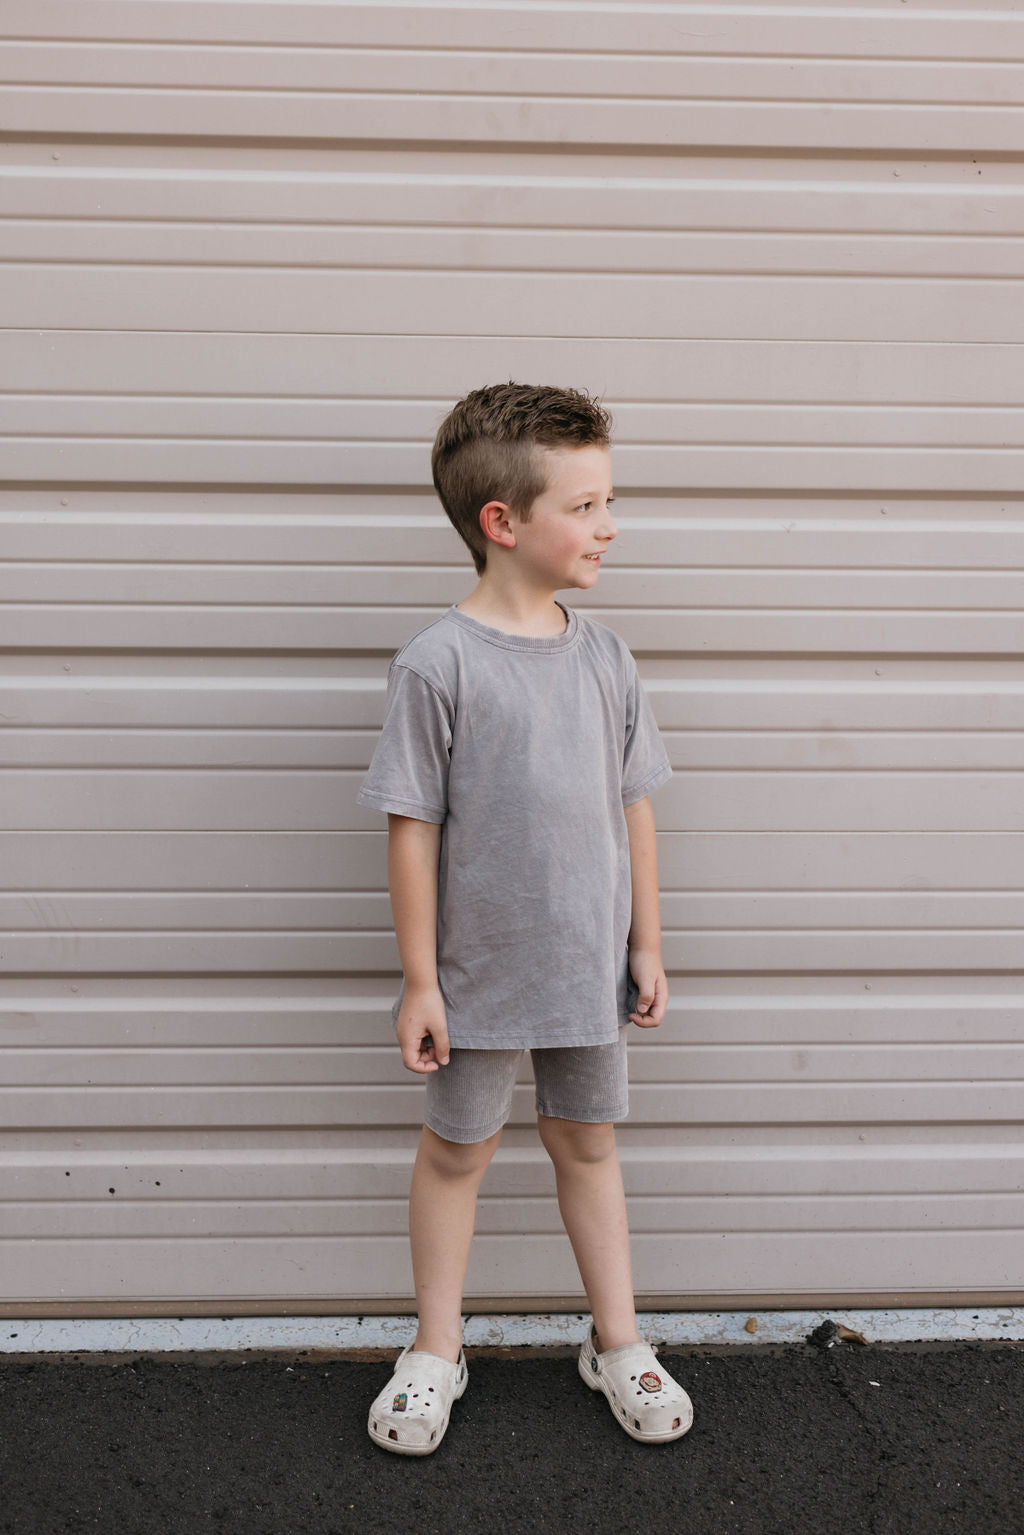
[[356, 600, 673, 1049]]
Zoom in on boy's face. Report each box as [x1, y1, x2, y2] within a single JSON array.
[[506, 444, 617, 591]]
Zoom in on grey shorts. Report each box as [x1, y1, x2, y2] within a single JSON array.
[[423, 1030, 629, 1145]]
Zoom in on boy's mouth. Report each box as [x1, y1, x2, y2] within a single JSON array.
[[583, 553, 601, 562]]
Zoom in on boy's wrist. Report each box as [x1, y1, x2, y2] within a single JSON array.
[[627, 938, 662, 960]]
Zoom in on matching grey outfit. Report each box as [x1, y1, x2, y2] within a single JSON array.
[[356, 599, 673, 1139]]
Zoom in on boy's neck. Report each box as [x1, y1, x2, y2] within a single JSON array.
[[455, 581, 568, 638]]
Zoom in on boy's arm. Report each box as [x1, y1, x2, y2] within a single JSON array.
[[624, 795, 669, 1028], [387, 812, 441, 988], [387, 813, 450, 1069]]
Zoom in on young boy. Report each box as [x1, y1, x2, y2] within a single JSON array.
[[356, 382, 692, 1453]]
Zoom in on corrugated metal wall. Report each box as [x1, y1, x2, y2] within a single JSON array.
[[2, 2, 1022, 1315]]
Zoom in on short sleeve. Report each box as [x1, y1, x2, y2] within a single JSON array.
[[622, 660, 673, 805], [356, 663, 452, 824]]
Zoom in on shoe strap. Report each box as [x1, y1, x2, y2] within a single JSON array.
[[402, 1347, 463, 1367], [389, 1347, 465, 1387], [593, 1338, 657, 1369]]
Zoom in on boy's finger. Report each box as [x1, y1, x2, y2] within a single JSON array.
[[401, 1046, 433, 1073], [650, 979, 668, 1023], [429, 1028, 450, 1066], [397, 1029, 432, 1070], [631, 976, 668, 1026]]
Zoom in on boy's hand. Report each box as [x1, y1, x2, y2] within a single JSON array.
[[395, 984, 451, 1073], [627, 947, 668, 1028]]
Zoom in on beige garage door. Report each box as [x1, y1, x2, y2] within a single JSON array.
[[1, 2, 1022, 1315]]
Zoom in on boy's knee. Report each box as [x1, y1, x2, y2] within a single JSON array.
[[421, 1124, 501, 1176], [538, 1115, 616, 1166]]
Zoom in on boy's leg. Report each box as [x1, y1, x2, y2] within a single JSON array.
[[409, 1123, 501, 1361], [536, 1114, 642, 1351], [534, 1041, 694, 1442], [410, 1046, 520, 1360], [533, 1034, 641, 1351]]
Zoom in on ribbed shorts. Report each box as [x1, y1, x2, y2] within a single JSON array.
[[423, 1030, 629, 1145]]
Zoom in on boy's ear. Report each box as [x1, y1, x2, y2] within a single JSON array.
[[479, 499, 516, 551]]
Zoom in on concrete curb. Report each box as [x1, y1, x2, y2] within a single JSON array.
[[2, 1307, 1023, 1354]]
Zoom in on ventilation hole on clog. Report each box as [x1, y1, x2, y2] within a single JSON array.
[[633, 1418, 641, 1430], [413, 1393, 419, 1398], [389, 1429, 398, 1441], [430, 1430, 437, 1441], [372, 1420, 377, 1431], [673, 1417, 681, 1430], [636, 1390, 642, 1396], [630, 1375, 636, 1381], [429, 1386, 435, 1392]]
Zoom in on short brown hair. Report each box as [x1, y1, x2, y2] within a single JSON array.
[[432, 382, 612, 575]]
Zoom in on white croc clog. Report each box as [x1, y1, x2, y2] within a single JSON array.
[[579, 1322, 693, 1444], [367, 1343, 468, 1456]]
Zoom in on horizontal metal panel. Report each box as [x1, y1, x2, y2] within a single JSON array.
[[5, 439, 1023, 493], [2, 982, 1022, 1048], [4, 700, 1024, 766], [5, 767, 1024, 831], [4, 1081, 1024, 1131], [1, 1229, 1020, 1305], [10, 929, 1024, 975], [4, 1042, 1022, 1090], [5, 829, 1024, 887], [4, 602, 1024, 651], [4, 164, 1023, 241], [4, 268, 1021, 345], [10, 222, 1024, 279], [7, 1, 1024, 59], [2, 1121, 1015, 1154], [6, 1140, 1022, 1200], [8, 398, 1024, 451], [6, 493, 1024, 565], [5, 1192, 1024, 1241], [3, 90, 1020, 157], [8, 41, 1024, 106], [4, 558, 1024, 611], [4, 891, 1024, 936], [5, 332, 1022, 402]]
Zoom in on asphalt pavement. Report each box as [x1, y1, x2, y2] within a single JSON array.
[[1, 1340, 1022, 1534]]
